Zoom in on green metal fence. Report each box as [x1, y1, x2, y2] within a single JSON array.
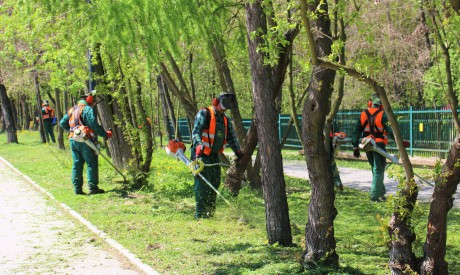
[[176, 106, 456, 158]]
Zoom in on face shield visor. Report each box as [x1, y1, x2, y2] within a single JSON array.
[[219, 93, 237, 110]]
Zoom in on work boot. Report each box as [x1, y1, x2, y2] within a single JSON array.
[[88, 188, 105, 195], [75, 188, 86, 195]]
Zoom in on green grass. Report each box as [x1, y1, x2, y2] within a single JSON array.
[[1, 131, 459, 274]]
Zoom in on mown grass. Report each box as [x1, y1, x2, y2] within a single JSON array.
[[1, 130, 459, 274]]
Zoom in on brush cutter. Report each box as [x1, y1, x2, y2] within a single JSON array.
[[359, 137, 433, 186], [73, 126, 128, 184], [165, 139, 232, 206]]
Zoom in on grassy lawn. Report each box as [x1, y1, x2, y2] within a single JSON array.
[[1, 131, 459, 274]]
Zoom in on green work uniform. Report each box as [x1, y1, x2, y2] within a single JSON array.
[[42, 107, 56, 143], [366, 145, 387, 200], [352, 107, 394, 201], [60, 100, 108, 194], [191, 107, 240, 219]]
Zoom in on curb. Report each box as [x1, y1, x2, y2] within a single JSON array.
[[0, 156, 161, 275]]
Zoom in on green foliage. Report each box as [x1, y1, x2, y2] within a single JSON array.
[[423, 51, 460, 106], [329, 39, 345, 62]]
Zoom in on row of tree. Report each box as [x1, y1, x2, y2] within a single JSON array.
[[1, 0, 460, 273]]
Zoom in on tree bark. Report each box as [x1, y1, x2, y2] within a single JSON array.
[[301, 0, 339, 267], [159, 63, 197, 124], [135, 79, 153, 174], [20, 94, 31, 130], [245, 0, 292, 246], [54, 88, 65, 150], [157, 75, 173, 140], [420, 4, 460, 273], [420, 137, 460, 274], [0, 83, 18, 143], [287, 50, 304, 152], [33, 70, 46, 143], [224, 11, 299, 196]]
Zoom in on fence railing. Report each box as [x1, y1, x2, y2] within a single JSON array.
[[173, 106, 456, 158]]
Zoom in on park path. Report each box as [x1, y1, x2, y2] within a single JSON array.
[[282, 159, 460, 208], [0, 157, 155, 275]]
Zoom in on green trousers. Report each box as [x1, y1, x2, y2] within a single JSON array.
[[366, 142, 387, 201], [193, 153, 221, 219], [44, 120, 55, 143], [70, 139, 99, 193]]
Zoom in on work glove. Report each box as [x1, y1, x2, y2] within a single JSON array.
[[403, 140, 410, 148], [195, 144, 204, 159], [353, 148, 361, 158], [235, 149, 244, 162], [106, 130, 112, 139]]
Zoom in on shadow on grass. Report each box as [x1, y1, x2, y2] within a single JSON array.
[[203, 242, 367, 274]]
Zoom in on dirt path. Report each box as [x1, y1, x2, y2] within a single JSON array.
[[0, 158, 146, 274]]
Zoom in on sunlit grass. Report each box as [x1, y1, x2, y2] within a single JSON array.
[[1, 130, 459, 274]]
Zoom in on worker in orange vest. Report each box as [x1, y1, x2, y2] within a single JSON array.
[[41, 100, 56, 143], [191, 93, 243, 219], [352, 95, 409, 202], [60, 91, 112, 195]]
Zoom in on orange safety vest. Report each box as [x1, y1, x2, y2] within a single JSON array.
[[201, 106, 228, 155], [67, 103, 95, 140], [42, 106, 55, 120], [360, 107, 388, 144]]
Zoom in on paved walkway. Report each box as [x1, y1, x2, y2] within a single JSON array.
[[283, 159, 460, 208], [0, 158, 152, 275]]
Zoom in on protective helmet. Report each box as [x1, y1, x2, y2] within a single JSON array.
[[42, 100, 49, 106], [81, 90, 96, 104], [372, 97, 382, 106], [217, 93, 237, 110]]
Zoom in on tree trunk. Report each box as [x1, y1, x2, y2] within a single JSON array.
[[0, 83, 18, 143], [93, 50, 133, 170], [0, 104, 4, 132], [420, 137, 460, 274], [287, 51, 304, 152], [245, 0, 292, 246], [159, 63, 197, 124], [135, 79, 153, 174], [33, 70, 46, 143], [157, 75, 173, 140], [54, 88, 65, 150], [20, 94, 31, 130], [225, 120, 259, 195], [224, 13, 299, 196], [10, 97, 19, 131], [163, 78, 180, 140], [301, 0, 339, 267], [420, 4, 460, 273]]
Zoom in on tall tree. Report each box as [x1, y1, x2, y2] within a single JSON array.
[[299, 0, 339, 267], [245, 0, 292, 246], [420, 1, 460, 273]]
